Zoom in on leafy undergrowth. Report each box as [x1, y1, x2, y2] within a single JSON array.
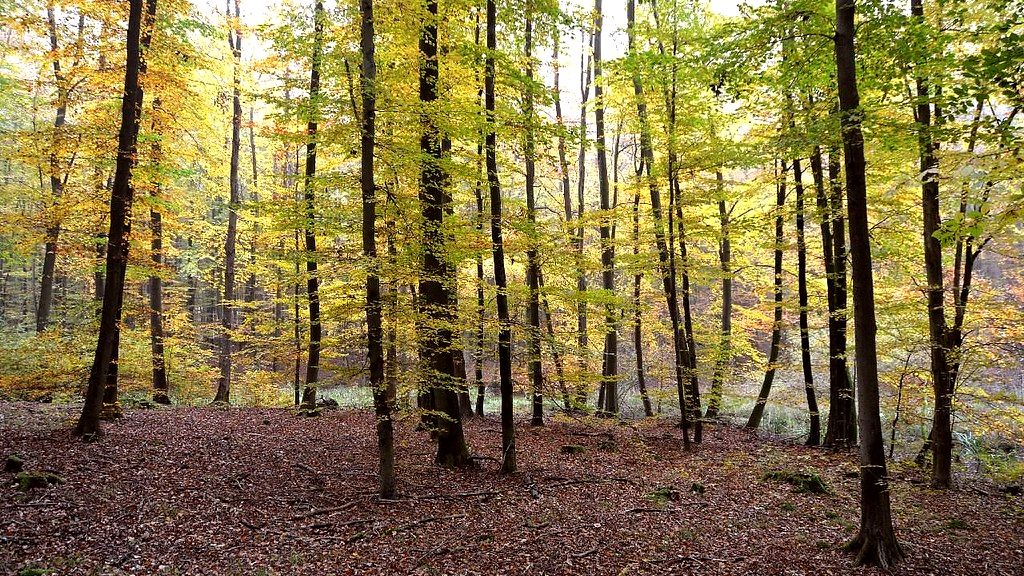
[[1, 403, 1021, 575]]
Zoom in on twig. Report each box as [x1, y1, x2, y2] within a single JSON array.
[[411, 490, 500, 500], [292, 462, 321, 476], [572, 547, 599, 558], [392, 513, 467, 533], [10, 501, 60, 508], [290, 502, 356, 521], [622, 507, 678, 514]]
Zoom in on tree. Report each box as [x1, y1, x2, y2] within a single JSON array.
[[593, 0, 618, 417], [793, 156, 820, 445], [214, 0, 243, 404], [836, 0, 904, 566], [299, 0, 324, 409], [523, 1, 543, 427], [359, 0, 394, 498], [486, 0, 514, 473], [75, 0, 154, 437], [747, 161, 787, 430], [419, 0, 469, 467]]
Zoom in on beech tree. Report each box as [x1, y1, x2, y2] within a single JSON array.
[[835, 0, 904, 566]]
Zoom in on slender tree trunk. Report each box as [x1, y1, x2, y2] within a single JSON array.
[[37, 5, 69, 334], [300, 0, 325, 409], [538, 269, 570, 409], [420, 0, 469, 467], [911, 0, 953, 489], [793, 157, 820, 445], [593, 0, 617, 417], [632, 176, 653, 417], [822, 146, 856, 447], [836, 0, 904, 566], [629, 0, 689, 439], [76, 0, 153, 437], [245, 107, 258, 306], [747, 161, 787, 430], [573, 26, 593, 407], [359, 0, 394, 497], [522, 4, 544, 427], [215, 0, 242, 404], [486, 0, 515, 473], [707, 172, 731, 419], [149, 99, 170, 405], [551, 29, 573, 414]]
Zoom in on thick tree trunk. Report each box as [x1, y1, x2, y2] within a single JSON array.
[[76, 0, 153, 437], [836, 0, 904, 567], [215, 0, 242, 404], [486, 0, 514, 473], [793, 158, 820, 445], [747, 161, 787, 430], [300, 0, 325, 409], [707, 172, 731, 419], [421, 0, 469, 467], [359, 0, 395, 497]]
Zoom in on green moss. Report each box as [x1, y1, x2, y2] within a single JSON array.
[[4, 454, 24, 473], [762, 469, 831, 495], [559, 444, 586, 455], [15, 471, 64, 492]]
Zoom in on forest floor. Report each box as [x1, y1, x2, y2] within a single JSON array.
[[1, 402, 1022, 576]]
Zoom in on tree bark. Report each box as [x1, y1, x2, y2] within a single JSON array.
[[486, 0, 515, 473], [822, 146, 856, 447], [149, 99, 170, 405], [911, 0, 953, 489], [593, 0, 618, 417], [707, 172, 731, 419], [747, 161, 787, 430], [836, 0, 904, 566], [572, 26, 593, 407], [215, 0, 243, 404], [793, 157, 820, 445], [37, 5, 70, 334], [629, 0, 689, 439], [75, 0, 153, 437], [421, 0, 469, 467], [523, 3, 543, 426], [359, 0, 395, 497]]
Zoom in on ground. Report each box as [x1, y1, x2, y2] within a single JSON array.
[[1, 402, 1022, 575]]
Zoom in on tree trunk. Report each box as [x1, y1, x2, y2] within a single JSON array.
[[793, 157, 820, 445], [707, 172, 731, 419], [359, 0, 395, 497], [36, 5, 69, 334], [822, 146, 856, 447], [747, 161, 787, 430], [421, 0, 469, 467], [76, 0, 153, 437], [573, 26, 593, 407], [836, 0, 904, 566], [632, 176, 653, 417], [486, 0, 514, 473], [150, 99, 170, 405], [911, 0, 953, 489], [593, 0, 617, 417], [215, 0, 243, 404], [300, 0, 325, 409], [523, 4, 544, 427], [629, 0, 689, 440]]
